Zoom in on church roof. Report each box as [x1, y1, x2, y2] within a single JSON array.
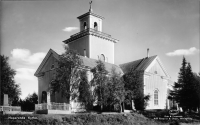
[[119, 55, 157, 74], [80, 56, 123, 74], [34, 49, 123, 76]]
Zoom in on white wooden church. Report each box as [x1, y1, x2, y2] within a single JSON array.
[[34, 5, 173, 113]]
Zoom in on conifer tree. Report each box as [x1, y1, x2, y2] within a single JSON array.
[[170, 57, 199, 111], [193, 73, 200, 112], [184, 63, 198, 110], [170, 57, 187, 109]]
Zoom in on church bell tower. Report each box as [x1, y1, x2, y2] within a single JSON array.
[[63, 2, 118, 64]]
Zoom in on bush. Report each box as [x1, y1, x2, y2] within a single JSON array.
[[1, 113, 199, 125]]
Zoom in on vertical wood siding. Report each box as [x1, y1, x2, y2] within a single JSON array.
[[144, 60, 169, 109]]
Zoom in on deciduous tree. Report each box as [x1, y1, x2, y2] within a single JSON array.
[[0, 55, 21, 105], [78, 70, 94, 110], [20, 92, 38, 111], [51, 47, 82, 102], [90, 60, 109, 111], [123, 70, 149, 110], [91, 61, 125, 112], [108, 68, 125, 112]]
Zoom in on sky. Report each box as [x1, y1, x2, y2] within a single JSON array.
[[1, 0, 199, 99]]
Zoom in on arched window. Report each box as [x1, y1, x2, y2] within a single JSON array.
[[83, 22, 87, 30], [154, 90, 159, 105], [94, 22, 98, 30], [99, 54, 105, 62]]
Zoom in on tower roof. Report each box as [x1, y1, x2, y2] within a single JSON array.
[[77, 11, 104, 20], [77, 1, 104, 20], [63, 28, 118, 44]]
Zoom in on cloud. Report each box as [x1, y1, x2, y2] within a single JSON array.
[[15, 68, 36, 80], [166, 47, 199, 56], [11, 49, 46, 99], [63, 27, 79, 32], [14, 68, 38, 99], [11, 48, 46, 65]]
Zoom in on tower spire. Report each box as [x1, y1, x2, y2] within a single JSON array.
[[89, 1, 93, 12]]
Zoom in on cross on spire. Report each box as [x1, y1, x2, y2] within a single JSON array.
[[89, 1, 93, 12]]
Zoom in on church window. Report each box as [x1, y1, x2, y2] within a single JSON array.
[[84, 49, 87, 57], [41, 91, 47, 103], [154, 90, 159, 105], [99, 54, 105, 62], [51, 64, 55, 69], [94, 22, 98, 30], [83, 22, 87, 30]]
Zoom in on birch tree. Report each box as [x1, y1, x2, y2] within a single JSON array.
[[51, 47, 82, 102]]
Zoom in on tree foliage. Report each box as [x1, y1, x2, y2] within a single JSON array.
[[90, 60, 109, 111], [193, 72, 200, 112], [20, 92, 38, 111], [0, 55, 21, 105], [91, 60, 125, 112], [78, 70, 94, 110], [170, 57, 199, 111], [123, 69, 150, 110], [107, 68, 125, 112], [51, 47, 82, 102]]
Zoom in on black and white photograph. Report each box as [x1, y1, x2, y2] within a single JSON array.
[[0, 0, 200, 124]]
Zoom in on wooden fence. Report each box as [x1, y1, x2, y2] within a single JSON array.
[[0, 106, 21, 111], [35, 103, 70, 111]]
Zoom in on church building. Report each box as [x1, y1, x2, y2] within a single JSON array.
[[34, 4, 173, 112]]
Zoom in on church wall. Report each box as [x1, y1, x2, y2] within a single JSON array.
[[38, 72, 52, 103], [89, 35, 114, 64], [68, 36, 90, 57], [144, 73, 168, 109], [38, 54, 68, 103], [38, 55, 55, 103]]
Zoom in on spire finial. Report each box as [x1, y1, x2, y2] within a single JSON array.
[[89, 1, 93, 12]]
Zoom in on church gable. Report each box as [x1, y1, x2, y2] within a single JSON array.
[[145, 57, 170, 77], [34, 49, 59, 76], [40, 54, 57, 73]]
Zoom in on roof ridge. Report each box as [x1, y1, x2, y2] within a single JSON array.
[[133, 58, 145, 70], [119, 55, 157, 66]]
